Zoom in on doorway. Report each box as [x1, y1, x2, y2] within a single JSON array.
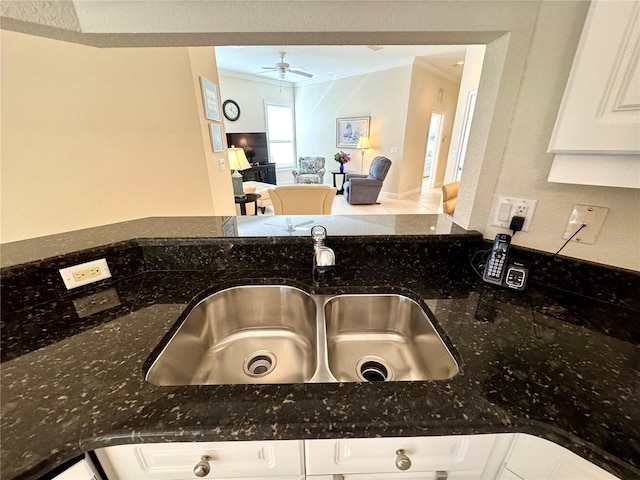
[[423, 111, 446, 188]]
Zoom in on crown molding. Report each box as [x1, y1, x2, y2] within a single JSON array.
[[218, 69, 295, 88], [413, 58, 461, 84]]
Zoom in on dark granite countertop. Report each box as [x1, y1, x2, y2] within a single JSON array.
[[1, 216, 638, 480]]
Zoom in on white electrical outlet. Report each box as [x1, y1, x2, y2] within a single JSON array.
[[59, 258, 111, 290], [562, 204, 608, 244], [219, 158, 226, 171], [490, 196, 538, 232]]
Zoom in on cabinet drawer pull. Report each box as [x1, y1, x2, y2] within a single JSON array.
[[395, 449, 412, 471], [436, 471, 449, 480], [193, 455, 212, 477]]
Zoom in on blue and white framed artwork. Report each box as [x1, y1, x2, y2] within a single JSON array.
[[336, 116, 370, 148], [201, 76, 221, 122], [210, 124, 224, 152]]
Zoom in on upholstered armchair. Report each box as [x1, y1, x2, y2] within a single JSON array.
[[343, 156, 392, 205], [441, 181, 460, 215], [292, 157, 326, 184], [267, 185, 337, 214]]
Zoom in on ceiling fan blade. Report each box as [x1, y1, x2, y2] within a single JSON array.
[[289, 69, 313, 78], [260, 66, 278, 70], [294, 220, 315, 229]]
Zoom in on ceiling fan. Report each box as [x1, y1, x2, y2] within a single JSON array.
[[259, 52, 313, 80], [265, 218, 315, 235]]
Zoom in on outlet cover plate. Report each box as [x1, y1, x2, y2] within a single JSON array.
[[562, 204, 608, 244], [490, 196, 538, 232], [59, 258, 111, 290]]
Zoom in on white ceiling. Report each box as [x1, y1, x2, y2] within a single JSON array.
[[215, 45, 469, 85]]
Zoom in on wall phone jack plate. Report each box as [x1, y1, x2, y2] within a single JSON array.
[[563, 204, 608, 244]]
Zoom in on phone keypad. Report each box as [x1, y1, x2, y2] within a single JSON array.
[[486, 253, 505, 280]]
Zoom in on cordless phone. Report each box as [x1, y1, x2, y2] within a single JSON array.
[[482, 234, 529, 291], [483, 233, 511, 285]]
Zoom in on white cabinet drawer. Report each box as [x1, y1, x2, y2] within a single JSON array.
[[304, 434, 501, 476], [94, 440, 304, 479]]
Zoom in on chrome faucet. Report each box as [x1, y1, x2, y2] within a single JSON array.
[[311, 225, 335, 284]]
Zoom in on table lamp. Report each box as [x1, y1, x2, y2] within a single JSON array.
[[228, 146, 252, 198], [357, 135, 370, 173]]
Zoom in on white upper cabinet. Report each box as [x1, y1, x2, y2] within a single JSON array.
[[548, 0, 640, 188]]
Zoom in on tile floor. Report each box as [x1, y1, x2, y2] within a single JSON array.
[[259, 179, 442, 216]]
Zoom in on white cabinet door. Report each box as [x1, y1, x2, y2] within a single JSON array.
[[94, 440, 304, 480], [51, 457, 101, 480], [304, 434, 512, 479], [548, 0, 640, 188], [499, 434, 620, 480]]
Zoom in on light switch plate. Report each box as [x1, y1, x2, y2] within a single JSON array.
[[562, 204, 608, 244]]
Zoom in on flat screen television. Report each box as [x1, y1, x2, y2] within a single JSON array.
[[226, 132, 270, 165]]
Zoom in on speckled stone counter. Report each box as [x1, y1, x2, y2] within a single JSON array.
[[1, 216, 639, 480]]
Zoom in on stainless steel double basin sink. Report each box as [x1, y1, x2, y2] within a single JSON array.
[[145, 286, 459, 386]]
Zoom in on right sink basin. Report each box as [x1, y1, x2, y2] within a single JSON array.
[[324, 294, 459, 382]]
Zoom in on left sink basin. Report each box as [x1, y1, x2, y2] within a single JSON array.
[[145, 285, 318, 386]]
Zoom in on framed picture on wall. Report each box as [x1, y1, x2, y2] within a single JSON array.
[[201, 76, 221, 121], [210, 124, 224, 152], [336, 116, 370, 148]]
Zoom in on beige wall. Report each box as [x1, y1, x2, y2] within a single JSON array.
[[481, 1, 640, 270], [219, 73, 294, 134], [403, 64, 460, 193], [0, 30, 223, 243], [293, 65, 458, 196], [294, 67, 413, 192], [188, 49, 235, 216]]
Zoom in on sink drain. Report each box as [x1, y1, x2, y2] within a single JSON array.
[[243, 351, 277, 378], [356, 356, 393, 382]]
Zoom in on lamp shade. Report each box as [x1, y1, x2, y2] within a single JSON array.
[[228, 146, 251, 171], [357, 136, 370, 149]]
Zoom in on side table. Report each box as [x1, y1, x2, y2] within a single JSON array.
[[331, 171, 347, 195], [234, 193, 261, 215]]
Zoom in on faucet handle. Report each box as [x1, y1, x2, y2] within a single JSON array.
[[311, 225, 327, 243], [315, 246, 335, 267]]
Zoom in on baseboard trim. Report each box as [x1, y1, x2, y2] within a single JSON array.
[[380, 187, 422, 200]]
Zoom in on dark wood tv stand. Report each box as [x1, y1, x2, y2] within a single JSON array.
[[240, 163, 276, 185]]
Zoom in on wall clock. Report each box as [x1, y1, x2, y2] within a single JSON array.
[[223, 99, 240, 121]]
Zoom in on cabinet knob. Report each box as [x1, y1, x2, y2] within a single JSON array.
[[395, 449, 412, 471], [193, 455, 211, 477]]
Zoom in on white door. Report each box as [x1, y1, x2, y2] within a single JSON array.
[[424, 111, 446, 188]]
